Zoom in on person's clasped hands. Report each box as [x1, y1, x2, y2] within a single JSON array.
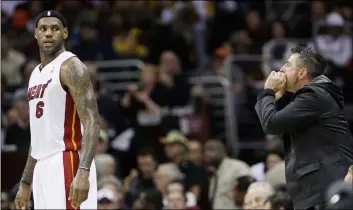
[[264, 71, 287, 101]]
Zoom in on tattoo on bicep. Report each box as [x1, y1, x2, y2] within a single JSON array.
[[61, 58, 99, 124]]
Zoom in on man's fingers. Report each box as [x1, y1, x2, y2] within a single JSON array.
[[69, 185, 73, 200], [14, 198, 21, 210], [71, 188, 78, 208]]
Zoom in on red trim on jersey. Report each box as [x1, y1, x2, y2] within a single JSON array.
[[63, 151, 80, 210], [63, 93, 82, 151]]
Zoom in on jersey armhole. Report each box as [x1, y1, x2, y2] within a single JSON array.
[[58, 55, 77, 93]]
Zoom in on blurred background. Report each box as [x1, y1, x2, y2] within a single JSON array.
[[1, 0, 353, 209]]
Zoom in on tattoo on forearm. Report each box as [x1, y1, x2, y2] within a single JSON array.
[[21, 147, 37, 185], [61, 57, 100, 169]]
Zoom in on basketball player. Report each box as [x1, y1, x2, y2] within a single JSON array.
[[14, 11, 100, 209]]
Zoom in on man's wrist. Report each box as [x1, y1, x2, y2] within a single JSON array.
[[257, 89, 276, 101], [20, 180, 31, 187]]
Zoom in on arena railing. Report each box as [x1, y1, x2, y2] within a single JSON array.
[[95, 59, 240, 157]]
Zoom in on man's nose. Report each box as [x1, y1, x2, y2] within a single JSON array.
[[45, 30, 53, 37]]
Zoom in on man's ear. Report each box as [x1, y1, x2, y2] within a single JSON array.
[[298, 68, 308, 80], [63, 27, 68, 40], [34, 28, 37, 40]]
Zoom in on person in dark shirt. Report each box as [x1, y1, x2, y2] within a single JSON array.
[[161, 130, 209, 209], [4, 97, 30, 151], [121, 64, 170, 171], [124, 147, 158, 206]]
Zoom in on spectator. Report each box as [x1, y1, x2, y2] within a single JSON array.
[[1, 192, 11, 210], [243, 182, 275, 209], [137, 189, 164, 210], [96, 129, 109, 155], [245, 10, 269, 54], [233, 176, 256, 208], [166, 191, 187, 210], [124, 147, 157, 206], [13, 59, 39, 101], [71, 20, 117, 61], [121, 64, 169, 168], [204, 139, 250, 209], [95, 154, 118, 179], [310, 13, 352, 80], [166, 180, 197, 208], [159, 51, 191, 107], [4, 96, 30, 151], [265, 161, 286, 188], [153, 163, 183, 205], [161, 130, 208, 202], [264, 191, 293, 210], [1, 33, 26, 90], [251, 148, 284, 182], [97, 175, 125, 210], [262, 20, 296, 77], [187, 140, 203, 166], [87, 61, 125, 138]]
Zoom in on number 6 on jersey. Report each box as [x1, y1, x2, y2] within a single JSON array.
[[36, 101, 45, 118]]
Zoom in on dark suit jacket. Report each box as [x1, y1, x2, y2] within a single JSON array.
[[255, 75, 353, 209]]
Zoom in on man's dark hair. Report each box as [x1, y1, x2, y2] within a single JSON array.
[[137, 147, 157, 160], [291, 46, 326, 78], [35, 10, 67, 28], [236, 175, 255, 192], [265, 191, 294, 210], [144, 189, 164, 210]]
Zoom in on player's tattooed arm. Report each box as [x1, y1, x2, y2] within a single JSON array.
[[20, 146, 37, 186], [60, 57, 100, 171]]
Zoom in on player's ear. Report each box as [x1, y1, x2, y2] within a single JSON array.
[[63, 27, 68, 40], [34, 28, 38, 40]]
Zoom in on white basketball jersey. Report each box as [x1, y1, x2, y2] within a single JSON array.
[[28, 51, 82, 160]]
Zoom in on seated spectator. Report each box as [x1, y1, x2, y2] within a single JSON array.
[[166, 180, 197, 208], [265, 161, 286, 188], [310, 13, 352, 80], [137, 189, 164, 210], [4, 96, 30, 151], [161, 130, 208, 202], [1, 191, 11, 210], [166, 191, 189, 210], [159, 51, 191, 107], [97, 175, 125, 210], [245, 10, 269, 54], [251, 148, 284, 182], [95, 154, 118, 179], [153, 163, 187, 209], [262, 20, 295, 77], [13, 59, 39, 100], [124, 147, 157, 206], [187, 140, 203, 167], [71, 20, 117, 61], [264, 191, 293, 210], [96, 129, 109, 155], [204, 139, 250, 209], [1, 33, 26, 90], [243, 182, 275, 209], [121, 64, 170, 165], [233, 176, 256, 208]]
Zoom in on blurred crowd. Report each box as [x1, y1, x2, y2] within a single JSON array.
[[1, 1, 353, 210]]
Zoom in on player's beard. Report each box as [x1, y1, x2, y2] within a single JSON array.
[[40, 42, 63, 57]]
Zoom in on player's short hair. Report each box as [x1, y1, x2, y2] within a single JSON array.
[[291, 46, 326, 79], [35, 10, 67, 28]]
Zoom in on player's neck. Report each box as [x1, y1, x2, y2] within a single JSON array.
[[40, 46, 66, 67]]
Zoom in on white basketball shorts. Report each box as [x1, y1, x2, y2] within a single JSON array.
[[32, 151, 97, 209]]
